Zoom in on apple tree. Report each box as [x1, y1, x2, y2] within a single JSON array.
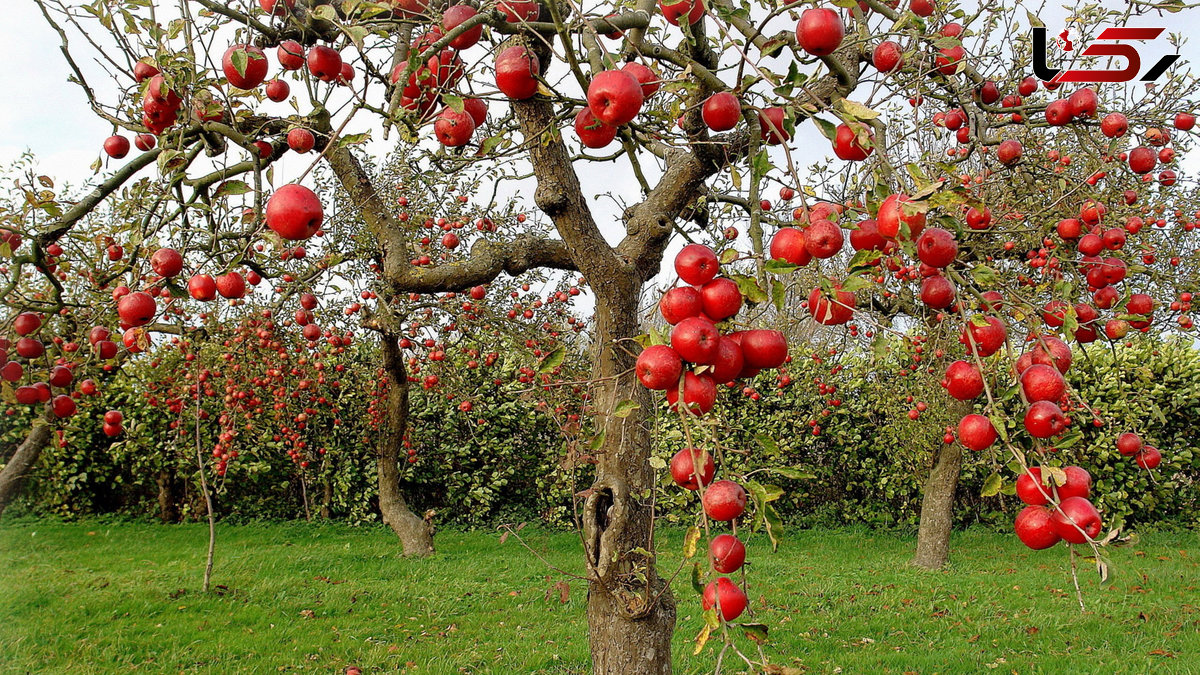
[[21, 0, 1200, 671]]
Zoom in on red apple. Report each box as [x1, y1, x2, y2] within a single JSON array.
[[670, 447, 715, 490], [702, 92, 741, 132], [223, 44, 268, 90], [659, 286, 702, 324], [1015, 505, 1061, 550], [587, 70, 644, 127], [636, 345, 683, 390], [674, 244, 719, 285], [702, 577, 747, 621], [266, 184, 324, 240], [795, 8, 844, 56], [709, 534, 746, 573], [702, 480, 747, 521]]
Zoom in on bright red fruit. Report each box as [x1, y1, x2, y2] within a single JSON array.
[[738, 330, 788, 369], [287, 128, 317, 153], [574, 108, 617, 149], [674, 244, 719, 285], [659, 0, 704, 25], [702, 480, 747, 521], [665, 372, 717, 414], [1019, 364, 1065, 403], [621, 62, 660, 97], [916, 227, 957, 267], [770, 228, 812, 266], [958, 414, 997, 451], [795, 8, 844, 56], [807, 284, 854, 325], [671, 317, 720, 364], [434, 107, 475, 147], [277, 40, 305, 70], [1050, 496, 1102, 544], [307, 46, 342, 82], [659, 286, 702, 325], [495, 46, 540, 99], [670, 447, 714, 490], [13, 312, 41, 336], [872, 41, 903, 72], [442, 4, 483, 50], [222, 45, 268, 89], [117, 292, 157, 327], [587, 70, 643, 127], [1116, 432, 1142, 456], [1024, 401, 1067, 438], [709, 534, 746, 573], [188, 274, 217, 302], [636, 345, 683, 390], [833, 123, 872, 161], [877, 193, 925, 240], [941, 360, 983, 400], [702, 92, 741, 132], [702, 577, 747, 621], [266, 184, 324, 240], [700, 278, 742, 320], [1015, 506, 1061, 550]]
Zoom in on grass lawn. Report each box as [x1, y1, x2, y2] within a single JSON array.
[[1, 520, 1198, 674]]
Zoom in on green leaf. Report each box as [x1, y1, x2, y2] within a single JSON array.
[[763, 259, 800, 275], [538, 347, 565, 373], [769, 467, 815, 480], [690, 562, 705, 595], [588, 430, 606, 452], [312, 4, 339, 22], [755, 433, 780, 455], [971, 264, 999, 287], [337, 131, 371, 147], [847, 248, 883, 273], [834, 98, 880, 120], [812, 117, 838, 142], [838, 274, 873, 293], [214, 180, 252, 199], [442, 94, 465, 113], [771, 279, 786, 312], [981, 472, 1002, 497], [989, 412, 1009, 442], [730, 274, 768, 304], [719, 247, 740, 264], [230, 48, 248, 78], [612, 400, 640, 418]]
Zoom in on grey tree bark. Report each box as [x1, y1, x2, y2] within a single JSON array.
[[0, 409, 54, 519]]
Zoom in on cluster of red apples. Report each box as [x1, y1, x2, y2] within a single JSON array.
[[635, 244, 788, 622]]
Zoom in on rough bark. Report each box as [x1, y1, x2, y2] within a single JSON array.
[[157, 469, 181, 523], [378, 336, 435, 558], [0, 410, 55, 519], [913, 419, 965, 570], [320, 477, 333, 520], [583, 284, 676, 675]]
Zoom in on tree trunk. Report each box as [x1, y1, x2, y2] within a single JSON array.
[[0, 410, 54, 519], [582, 279, 676, 675], [378, 336, 435, 557], [913, 437, 963, 569], [157, 469, 180, 523], [320, 477, 333, 520]]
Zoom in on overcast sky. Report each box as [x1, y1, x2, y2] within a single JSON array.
[[4, 1, 1200, 251]]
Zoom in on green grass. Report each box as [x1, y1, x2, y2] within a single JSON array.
[[1, 520, 1198, 674]]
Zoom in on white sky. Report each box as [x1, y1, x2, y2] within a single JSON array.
[[4, 1, 1200, 270]]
